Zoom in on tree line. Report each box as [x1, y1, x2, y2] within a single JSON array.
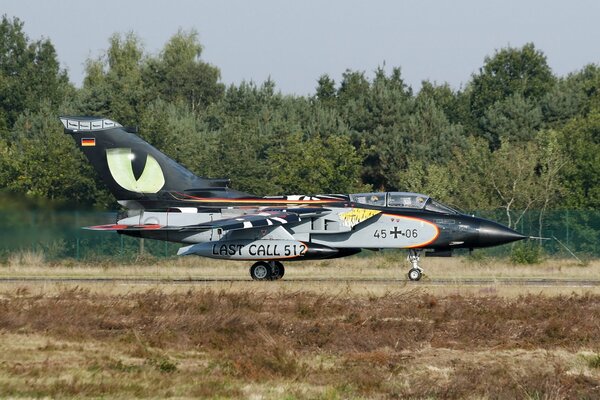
[[1, 15, 599, 225]]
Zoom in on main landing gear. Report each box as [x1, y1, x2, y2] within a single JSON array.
[[250, 261, 285, 281], [407, 249, 424, 281]]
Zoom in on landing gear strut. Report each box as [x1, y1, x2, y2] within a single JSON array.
[[250, 261, 285, 281], [407, 249, 423, 281], [269, 261, 285, 280]]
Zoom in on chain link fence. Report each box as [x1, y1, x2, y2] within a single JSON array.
[[0, 210, 598, 261], [0, 211, 180, 261]]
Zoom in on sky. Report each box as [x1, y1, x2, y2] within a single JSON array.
[[3, 0, 600, 95]]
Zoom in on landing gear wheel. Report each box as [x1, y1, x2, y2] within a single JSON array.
[[408, 268, 422, 281], [269, 261, 285, 280], [406, 249, 424, 281], [250, 261, 270, 281]]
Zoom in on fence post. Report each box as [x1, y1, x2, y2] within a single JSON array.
[[565, 210, 570, 247], [75, 211, 80, 260], [31, 211, 35, 252]]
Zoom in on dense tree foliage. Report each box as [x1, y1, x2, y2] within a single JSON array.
[[0, 16, 71, 132], [1, 15, 600, 215]]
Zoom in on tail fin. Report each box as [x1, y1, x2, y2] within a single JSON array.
[[60, 116, 248, 208]]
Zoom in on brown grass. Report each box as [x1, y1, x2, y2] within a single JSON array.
[[0, 288, 599, 398], [7, 250, 45, 267]]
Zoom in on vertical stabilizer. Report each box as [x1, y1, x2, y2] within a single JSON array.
[[60, 116, 248, 208]]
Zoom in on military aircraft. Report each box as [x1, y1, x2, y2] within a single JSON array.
[[60, 116, 526, 281]]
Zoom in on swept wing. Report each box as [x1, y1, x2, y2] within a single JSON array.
[[85, 210, 316, 233]]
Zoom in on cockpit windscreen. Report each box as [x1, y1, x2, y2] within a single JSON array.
[[424, 199, 459, 214]]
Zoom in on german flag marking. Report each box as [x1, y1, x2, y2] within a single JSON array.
[[81, 138, 96, 147]]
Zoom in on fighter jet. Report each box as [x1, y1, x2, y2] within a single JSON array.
[[60, 116, 526, 281]]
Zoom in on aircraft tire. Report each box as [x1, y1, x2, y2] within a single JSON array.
[[408, 268, 422, 281], [269, 261, 285, 280], [250, 262, 271, 281]]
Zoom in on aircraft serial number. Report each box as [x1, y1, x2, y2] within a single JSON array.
[[373, 228, 419, 239]]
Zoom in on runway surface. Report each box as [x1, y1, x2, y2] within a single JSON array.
[[1, 277, 600, 287]]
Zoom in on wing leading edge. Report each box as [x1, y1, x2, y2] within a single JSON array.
[[85, 211, 303, 233]]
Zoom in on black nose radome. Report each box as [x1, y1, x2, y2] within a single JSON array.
[[478, 220, 526, 247]]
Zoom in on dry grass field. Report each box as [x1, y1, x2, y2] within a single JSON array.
[[1, 253, 600, 399]]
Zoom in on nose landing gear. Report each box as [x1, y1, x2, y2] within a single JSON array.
[[250, 261, 285, 281], [407, 249, 424, 281]]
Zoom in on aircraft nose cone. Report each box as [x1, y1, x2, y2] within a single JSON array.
[[478, 220, 526, 247]]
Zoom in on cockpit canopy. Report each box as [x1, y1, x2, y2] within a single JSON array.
[[349, 192, 459, 214]]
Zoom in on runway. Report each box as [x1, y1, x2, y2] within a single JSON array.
[[1, 276, 600, 287]]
